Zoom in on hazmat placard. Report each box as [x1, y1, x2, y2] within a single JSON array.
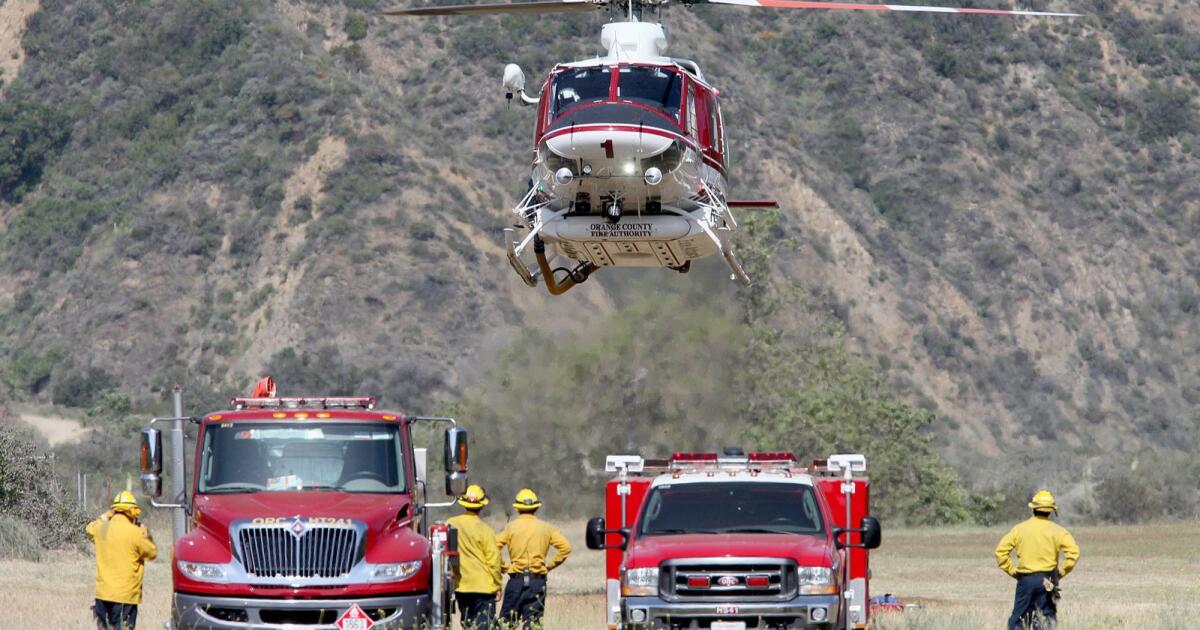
[[335, 603, 374, 630]]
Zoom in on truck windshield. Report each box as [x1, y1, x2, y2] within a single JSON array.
[[550, 66, 611, 119], [638, 482, 824, 536], [616, 66, 682, 119], [198, 422, 406, 494]]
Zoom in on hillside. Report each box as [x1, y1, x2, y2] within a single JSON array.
[[1, 0, 1198, 515]]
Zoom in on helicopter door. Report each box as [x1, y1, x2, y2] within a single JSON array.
[[703, 90, 724, 169], [691, 86, 717, 156]]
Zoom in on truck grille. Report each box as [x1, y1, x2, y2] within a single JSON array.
[[664, 559, 794, 599], [236, 523, 363, 579]]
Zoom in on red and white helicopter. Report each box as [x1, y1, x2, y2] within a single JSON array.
[[386, 1, 1078, 295]]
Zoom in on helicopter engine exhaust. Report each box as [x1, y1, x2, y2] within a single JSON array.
[[535, 236, 598, 295]]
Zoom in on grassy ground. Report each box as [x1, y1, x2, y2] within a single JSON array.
[[1, 520, 1195, 628]]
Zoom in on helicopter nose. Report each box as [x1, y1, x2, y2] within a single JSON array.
[[542, 102, 683, 174]]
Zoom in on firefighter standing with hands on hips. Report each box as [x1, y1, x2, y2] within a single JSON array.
[[994, 490, 1080, 630], [497, 488, 571, 627], [86, 491, 157, 630], [446, 484, 503, 630]]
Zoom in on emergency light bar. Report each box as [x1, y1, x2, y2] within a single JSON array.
[[671, 452, 719, 462], [748, 452, 796, 462], [230, 397, 378, 410]]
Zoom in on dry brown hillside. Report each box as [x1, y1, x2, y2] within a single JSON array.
[[1, 0, 1197, 513]]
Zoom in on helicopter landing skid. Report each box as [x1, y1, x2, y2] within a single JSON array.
[[504, 227, 540, 288]]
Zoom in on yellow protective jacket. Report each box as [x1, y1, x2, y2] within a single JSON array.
[[446, 512, 502, 594], [86, 511, 157, 604], [497, 514, 571, 575], [995, 515, 1079, 578]]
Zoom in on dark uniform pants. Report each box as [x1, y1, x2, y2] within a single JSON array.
[[94, 599, 138, 630], [1008, 572, 1056, 630], [500, 572, 547, 626], [456, 592, 497, 630]]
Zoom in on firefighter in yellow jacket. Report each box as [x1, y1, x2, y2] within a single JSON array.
[[446, 485, 502, 630], [86, 491, 157, 630], [497, 488, 571, 627], [994, 490, 1080, 630]]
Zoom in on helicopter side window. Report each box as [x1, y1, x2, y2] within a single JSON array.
[[551, 67, 612, 119], [617, 66, 682, 119]]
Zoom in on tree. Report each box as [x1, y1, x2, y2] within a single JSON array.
[[0, 95, 71, 203], [734, 208, 972, 525]]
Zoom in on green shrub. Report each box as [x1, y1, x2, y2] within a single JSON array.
[[1135, 83, 1194, 142], [344, 12, 369, 42], [0, 419, 84, 550], [0, 94, 71, 203], [2, 348, 62, 397], [0, 515, 42, 561], [52, 368, 120, 409]]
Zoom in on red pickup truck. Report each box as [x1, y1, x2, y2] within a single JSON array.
[[586, 450, 881, 630]]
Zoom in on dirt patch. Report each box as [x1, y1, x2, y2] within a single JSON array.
[[281, 135, 348, 245], [17, 412, 86, 445], [0, 0, 39, 96]]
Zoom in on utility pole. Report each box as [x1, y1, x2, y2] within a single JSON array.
[[170, 386, 187, 544]]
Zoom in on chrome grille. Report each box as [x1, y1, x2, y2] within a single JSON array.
[[236, 523, 363, 579], [664, 559, 794, 599]]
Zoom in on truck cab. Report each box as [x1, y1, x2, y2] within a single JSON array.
[[586, 451, 881, 630], [139, 389, 469, 630]]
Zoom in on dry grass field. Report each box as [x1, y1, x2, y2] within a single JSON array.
[[1, 519, 1195, 629]]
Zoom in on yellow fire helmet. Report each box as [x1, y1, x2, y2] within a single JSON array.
[[458, 484, 489, 509], [111, 490, 141, 518], [1028, 490, 1057, 512], [513, 488, 542, 512]]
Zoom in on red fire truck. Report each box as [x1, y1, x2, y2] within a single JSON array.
[[138, 383, 468, 629], [585, 450, 881, 630]]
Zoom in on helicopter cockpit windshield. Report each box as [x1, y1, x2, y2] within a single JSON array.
[[551, 66, 612, 119], [616, 66, 682, 120]]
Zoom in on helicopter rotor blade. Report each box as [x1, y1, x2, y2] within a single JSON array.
[[701, 0, 1080, 17], [383, 0, 604, 15]]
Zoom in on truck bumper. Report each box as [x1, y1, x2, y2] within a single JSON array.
[[621, 594, 839, 630], [172, 591, 430, 630]]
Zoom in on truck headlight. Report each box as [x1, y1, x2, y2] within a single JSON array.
[[797, 566, 836, 595], [621, 567, 659, 596], [371, 561, 422, 582], [178, 561, 228, 583]]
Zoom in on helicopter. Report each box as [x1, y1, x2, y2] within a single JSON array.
[[385, 1, 1079, 295]]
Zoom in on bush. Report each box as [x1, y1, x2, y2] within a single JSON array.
[[1093, 473, 1166, 524], [1135, 83, 1194, 142], [0, 515, 43, 561], [1, 348, 62, 397], [0, 95, 71, 203], [0, 418, 85, 550], [344, 12, 369, 42], [52, 368, 119, 409]]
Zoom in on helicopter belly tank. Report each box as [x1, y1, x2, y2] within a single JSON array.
[[540, 215, 720, 268]]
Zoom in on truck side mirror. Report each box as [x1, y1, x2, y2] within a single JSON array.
[[140, 429, 163, 498], [585, 516, 630, 551], [503, 63, 526, 96], [444, 428, 468, 473], [586, 517, 606, 550], [860, 516, 882, 549], [445, 471, 468, 497]]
